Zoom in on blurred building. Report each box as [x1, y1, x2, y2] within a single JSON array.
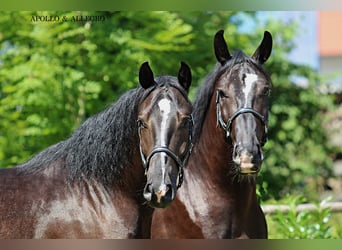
[[318, 12, 342, 97], [317, 12, 342, 194]]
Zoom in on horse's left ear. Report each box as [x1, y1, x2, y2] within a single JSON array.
[[139, 61, 156, 89], [177, 61, 192, 93], [252, 31, 273, 64]]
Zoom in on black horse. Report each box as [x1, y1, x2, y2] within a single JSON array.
[[0, 61, 192, 238], [151, 30, 272, 238]]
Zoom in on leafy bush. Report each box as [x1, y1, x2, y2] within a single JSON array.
[[266, 195, 335, 239], [254, 16, 336, 200]]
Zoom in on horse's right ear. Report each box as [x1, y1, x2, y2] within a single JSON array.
[[139, 61, 156, 89], [214, 29, 231, 65]]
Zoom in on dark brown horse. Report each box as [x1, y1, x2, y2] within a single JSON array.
[[151, 30, 272, 239], [0, 61, 192, 238]]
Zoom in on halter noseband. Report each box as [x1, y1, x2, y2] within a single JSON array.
[[138, 115, 193, 189], [216, 90, 268, 146]]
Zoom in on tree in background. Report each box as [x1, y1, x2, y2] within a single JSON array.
[[255, 16, 336, 200], [0, 11, 196, 166], [0, 11, 337, 201]]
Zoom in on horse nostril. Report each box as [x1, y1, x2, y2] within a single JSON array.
[[233, 144, 241, 164], [257, 144, 264, 162], [149, 184, 175, 208], [143, 184, 153, 201], [233, 145, 238, 158], [165, 184, 174, 200], [146, 183, 152, 193]]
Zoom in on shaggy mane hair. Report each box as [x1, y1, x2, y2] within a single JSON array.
[[18, 75, 189, 186]]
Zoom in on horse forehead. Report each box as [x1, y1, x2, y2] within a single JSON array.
[[222, 66, 264, 91], [155, 87, 189, 113], [157, 98, 172, 114], [244, 73, 258, 85], [141, 86, 189, 117], [140, 95, 174, 121], [242, 73, 258, 95]]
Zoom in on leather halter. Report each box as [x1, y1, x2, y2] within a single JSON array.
[[216, 90, 268, 146], [138, 116, 193, 189]]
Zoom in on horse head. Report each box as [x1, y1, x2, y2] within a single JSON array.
[[214, 30, 272, 177], [138, 61, 193, 207]]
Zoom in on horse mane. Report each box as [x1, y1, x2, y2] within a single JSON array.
[[192, 50, 271, 142], [17, 76, 188, 185]]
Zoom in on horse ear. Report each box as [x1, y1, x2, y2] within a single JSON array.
[[177, 61, 192, 93], [139, 61, 156, 89], [214, 29, 231, 65], [252, 31, 273, 64]]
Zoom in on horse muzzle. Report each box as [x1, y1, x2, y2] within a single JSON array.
[[143, 183, 175, 208], [233, 147, 263, 175]]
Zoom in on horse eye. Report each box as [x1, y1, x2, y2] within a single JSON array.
[[137, 119, 147, 128], [261, 87, 270, 96], [218, 89, 229, 99], [180, 116, 192, 125]]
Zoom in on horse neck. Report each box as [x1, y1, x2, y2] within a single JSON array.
[[188, 94, 257, 198], [111, 139, 154, 238], [110, 142, 146, 195]]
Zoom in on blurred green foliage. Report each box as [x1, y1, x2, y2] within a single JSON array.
[[0, 11, 337, 203], [257, 16, 336, 200], [266, 195, 337, 239]]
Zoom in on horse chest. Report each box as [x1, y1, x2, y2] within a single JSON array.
[[32, 186, 140, 238], [177, 175, 228, 236], [180, 167, 260, 238]]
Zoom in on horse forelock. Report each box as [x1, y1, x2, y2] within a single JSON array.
[[154, 75, 189, 101]]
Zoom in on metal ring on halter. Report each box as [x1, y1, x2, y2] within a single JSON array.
[[216, 89, 268, 146]]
